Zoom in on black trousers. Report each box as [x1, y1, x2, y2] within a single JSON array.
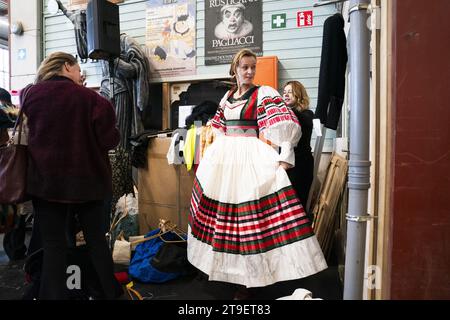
[[32, 198, 120, 300], [287, 165, 313, 206], [287, 154, 314, 223]]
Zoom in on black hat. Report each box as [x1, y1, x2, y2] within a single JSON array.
[[0, 87, 12, 104]]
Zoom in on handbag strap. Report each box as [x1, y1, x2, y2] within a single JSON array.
[[10, 84, 33, 145], [9, 107, 24, 146]]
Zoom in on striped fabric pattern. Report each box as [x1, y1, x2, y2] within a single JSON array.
[[213, 86, 300, 136], [211, 105, 226, 132], [241, 88, 259, 120], [189, 177, 314, 255], [224, 120, 258, 137], [257, 94, 300, 133], [212, 87, 259, 133]]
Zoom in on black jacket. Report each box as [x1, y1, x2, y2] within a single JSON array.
[[315, 13, 348, 130]]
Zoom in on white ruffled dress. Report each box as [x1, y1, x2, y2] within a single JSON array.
[[187, 86, 327, 288]]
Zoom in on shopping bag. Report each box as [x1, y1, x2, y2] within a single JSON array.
[[128, 220, 190, 283], [0, 103, 29, 205], [0, 85, 32, 205], [112, 231, 132, 265], [106, 193, 139, 249]]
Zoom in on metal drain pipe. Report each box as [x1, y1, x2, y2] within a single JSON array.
[[343, 0, 372, 300]]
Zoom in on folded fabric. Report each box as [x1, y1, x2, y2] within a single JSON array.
[[128, 228, 188, 283]]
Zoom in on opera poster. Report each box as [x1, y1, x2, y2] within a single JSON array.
[[205, 0, 262, 65], [146, 0, 196, 78]]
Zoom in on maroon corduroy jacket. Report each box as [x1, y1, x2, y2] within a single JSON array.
[[22, 76, 120, 202]]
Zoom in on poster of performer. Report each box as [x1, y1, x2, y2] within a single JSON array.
[[146, 0, 196, 78], [205, 0, 262, 65]]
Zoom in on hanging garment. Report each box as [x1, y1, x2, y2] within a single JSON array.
[[58, 1, 88, 61], [187, 86, 327, 288], [199, 123, 215, 159], [99, 33, 152, 150], [193, 127, 202, 173], [109, 149, 134, 215], [129, 129, 172, 168], [167, 132, 180, 165], [183, 125, 197, 171], [166, 128, 186, 165], [314, 13, 348, 130]]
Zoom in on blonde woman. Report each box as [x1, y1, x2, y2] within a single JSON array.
[[282, 81, 314, 210], [187, 49, 327, 299], [21, 52, 122, 299]]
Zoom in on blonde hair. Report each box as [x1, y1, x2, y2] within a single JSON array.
[[35, 52, 78, 83], [229, 49, 257, 86], [284, 81, 310, 112]]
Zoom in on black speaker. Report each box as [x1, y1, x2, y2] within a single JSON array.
[[86, 0, 120, 60]]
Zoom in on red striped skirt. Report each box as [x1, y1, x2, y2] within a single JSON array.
[[187, 134, 327, 287]]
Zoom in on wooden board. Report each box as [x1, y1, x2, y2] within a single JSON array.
[[312, 153, 348, 259]]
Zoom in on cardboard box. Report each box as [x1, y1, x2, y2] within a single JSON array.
[[138, 137, 195, 234]]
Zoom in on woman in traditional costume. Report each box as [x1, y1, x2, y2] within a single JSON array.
[[187, 49, 327, 298]]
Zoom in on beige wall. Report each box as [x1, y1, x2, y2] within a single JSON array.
[[9, 0, 41, 91]]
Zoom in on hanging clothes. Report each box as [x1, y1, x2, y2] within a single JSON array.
[[193, 128, 202, 173], [314, 13, 348, 130], [199, 122, 215, 159], [167, 126, 215, 168], [167, 128, 188, 165], [98, 33, 152, 216], [99, 33, 152, 151], [183, 125, 197, 171], [167, 132, 180, 165]]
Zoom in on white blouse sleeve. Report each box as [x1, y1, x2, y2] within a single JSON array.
[[256, 86, 302, 167]]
